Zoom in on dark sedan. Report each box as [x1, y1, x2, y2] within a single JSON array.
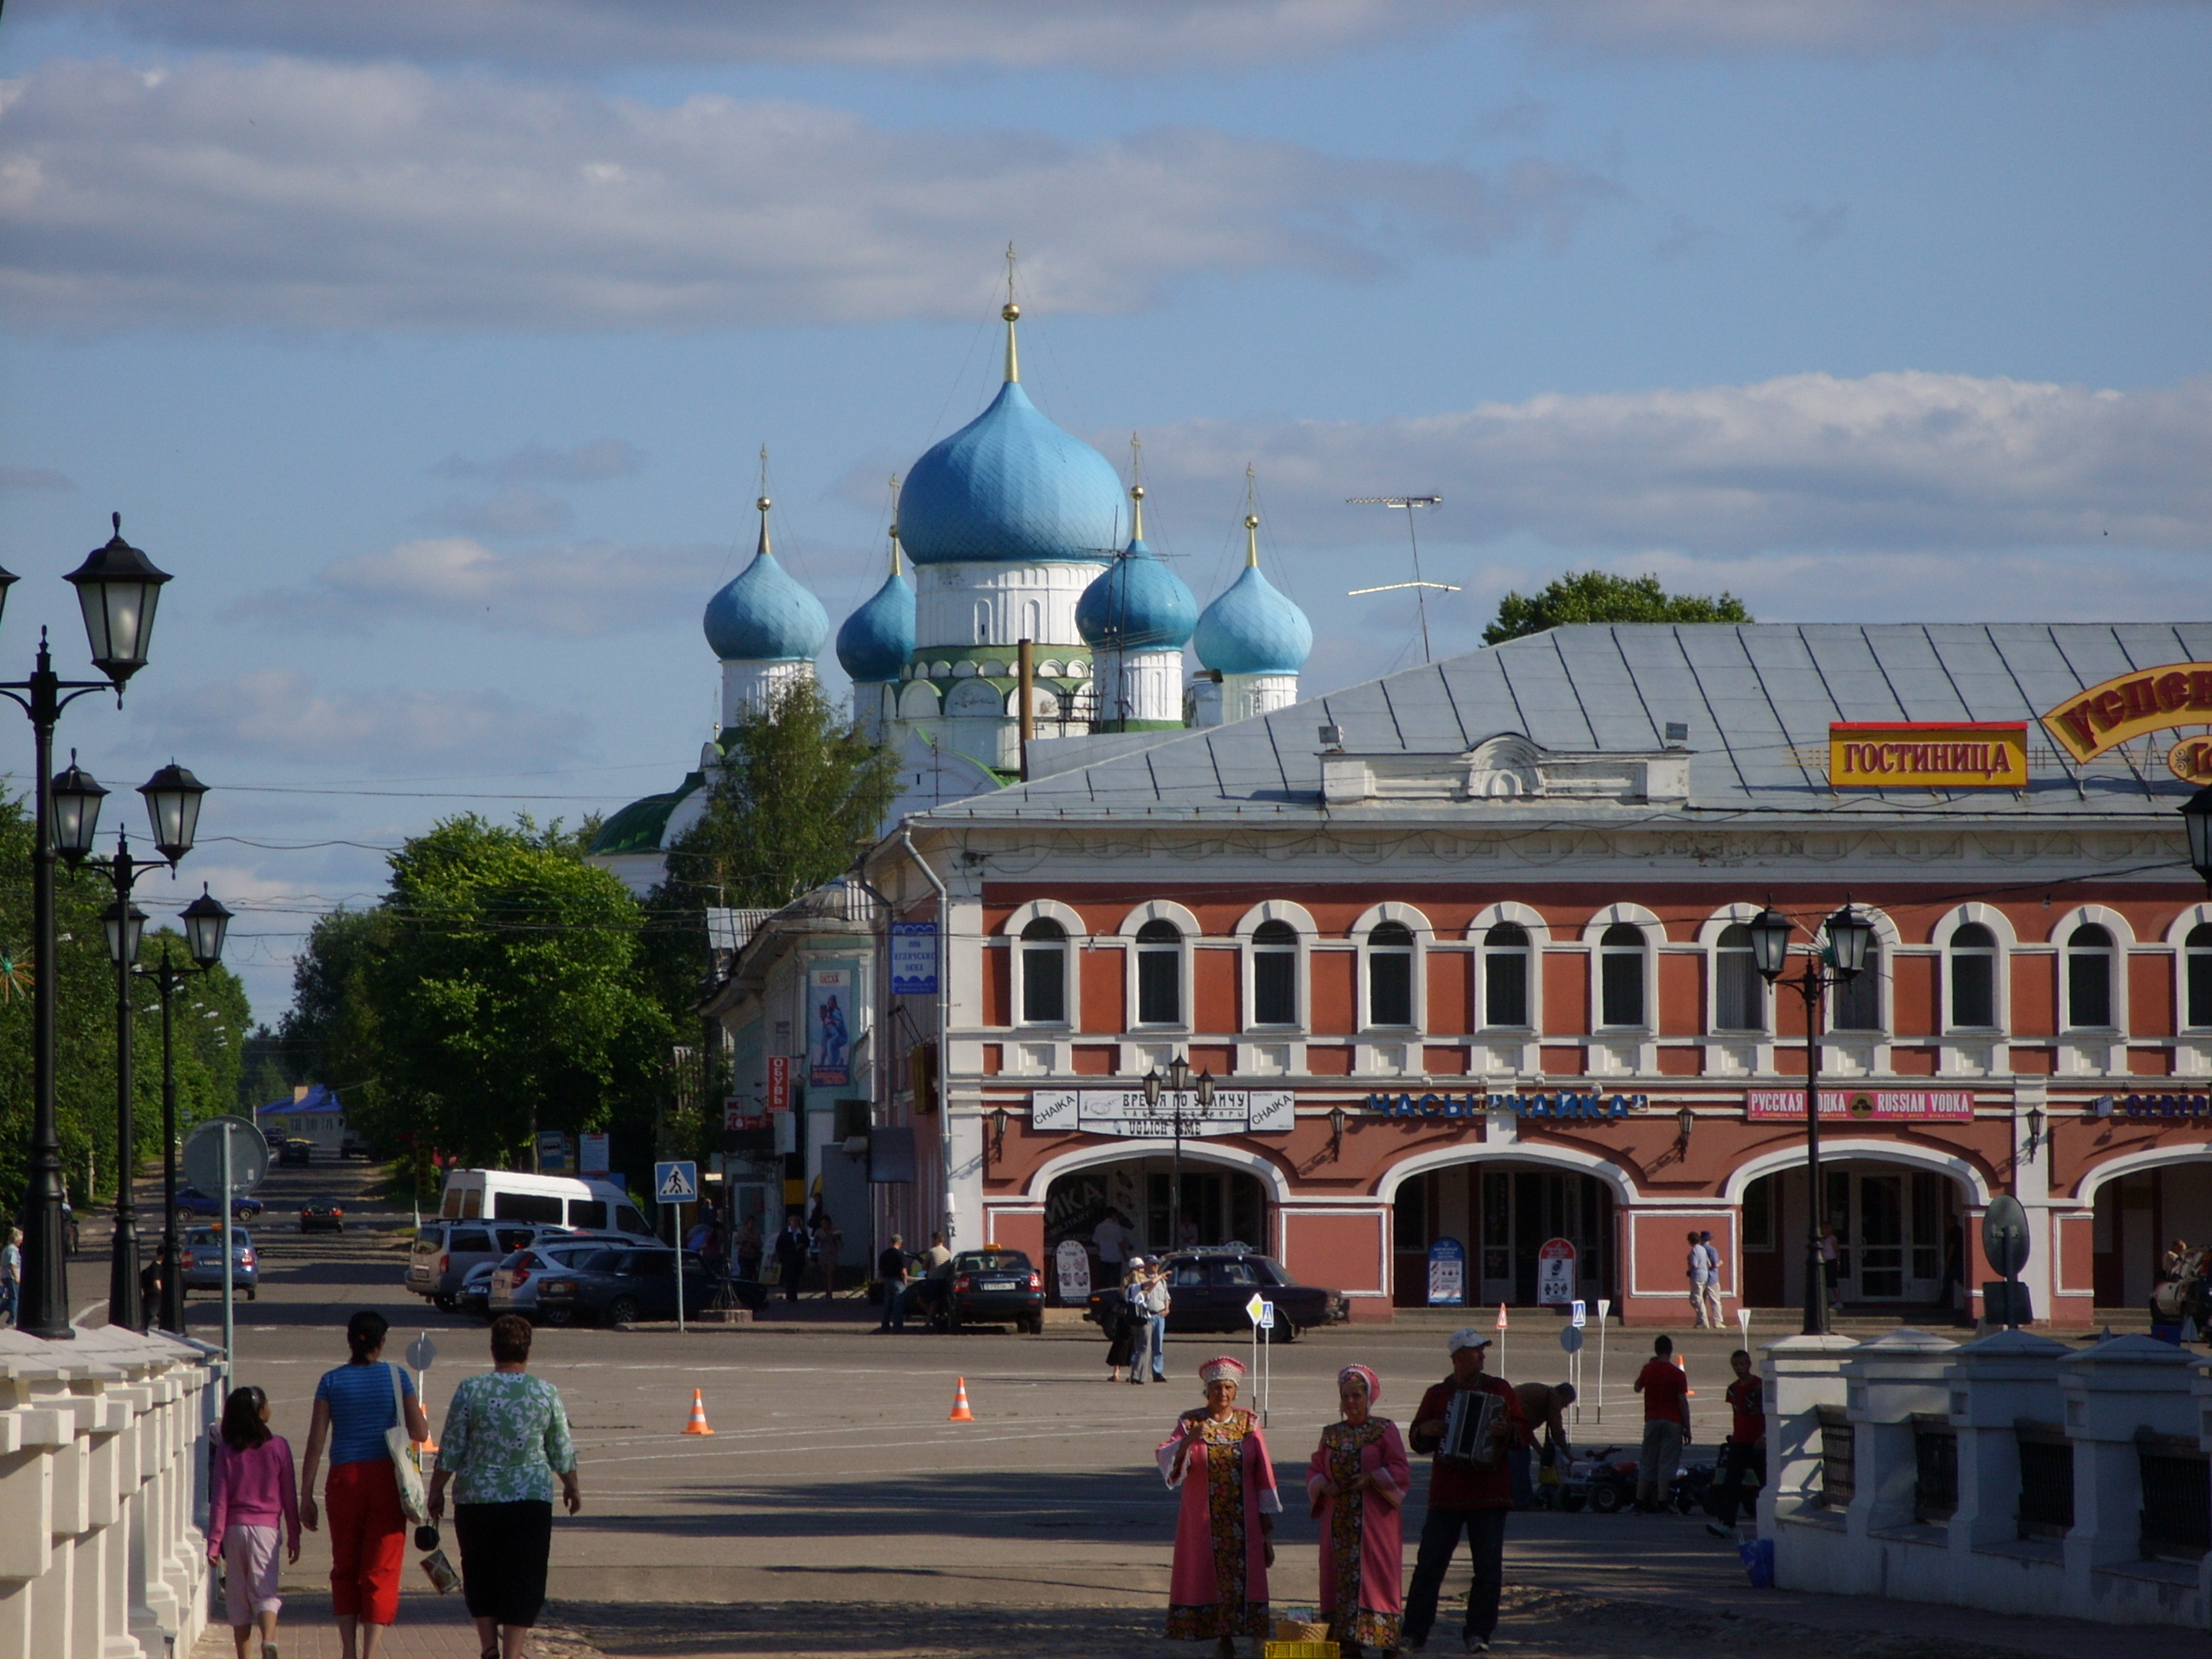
[[277, 1138, 314, 1166], [299, 1196, 345, 1233], [913, 1248, 1044, 1334], [533, 1247, 763, 1327], [1085, 1249, 1345, 1338], [178, 1188, 262, 1220]]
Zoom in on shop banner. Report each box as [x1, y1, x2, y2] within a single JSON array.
[[766, 1055, 791, 1114], [807, 961, 856, 1086], [2094, 1092, 2212, 1120], [1828, 722, 2028, 789], [1745, 1089, 1973, 1121], [889, 921, 938, 996], [1029, 1089, 1295, 1136]]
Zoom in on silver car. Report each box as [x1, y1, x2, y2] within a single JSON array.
[[489, 1240, 621, 1323], [180, 1226, 257, 1299]]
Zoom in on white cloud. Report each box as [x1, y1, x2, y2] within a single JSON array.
[[0, 56, 1615, 332], [419, 490, 575, 538], [434, 438, 644, 484], [1132, 371, 2212, 555], [147, 668, 573, 767], [61, 0, 2147, 67], [234, 536, 725, 637], [0, 466, 74, 491]]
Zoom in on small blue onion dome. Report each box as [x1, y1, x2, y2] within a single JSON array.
[[1076, 491, 1198, 650], [1195, 512, 1311, 676], [836, 566, 915, 684], [899, 381, 1124, 565], [702, 498, 830, 662]]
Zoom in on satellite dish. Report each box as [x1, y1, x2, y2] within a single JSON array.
[[1982, 1194, 2031, 1280]]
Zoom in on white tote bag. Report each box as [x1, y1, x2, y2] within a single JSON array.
[[384, 1363, 430, 1525]]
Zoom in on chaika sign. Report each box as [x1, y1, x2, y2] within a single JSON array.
[[1030, 1089, 1295, 1137], [2041, 662, 2212, 763], [2093, 1092, 2212, 1121], [1365, 1091, 1645, 1121], [1827, 723, 2028, 789], [1745, 1089, 1974, 1122]]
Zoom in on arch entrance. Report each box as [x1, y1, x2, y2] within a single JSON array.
[[2088, 1156, 2212, 1310], [1044, 1155, 1270, 1278], [1391, 1157, 1616, 1308], [1742, 1158, 1969, 1314]]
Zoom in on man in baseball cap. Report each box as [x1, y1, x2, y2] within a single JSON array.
[[1402, 1327, 1528, 1652]]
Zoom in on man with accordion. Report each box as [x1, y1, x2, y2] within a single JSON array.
[[1400, 1328, 1531, 1654]]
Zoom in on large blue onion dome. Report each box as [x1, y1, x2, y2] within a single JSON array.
[[1195, 513, 1312, 675], [836, 527, 916, 684], [702, 496, 830, 662], [1075, 487, 1198, 650], [898, 307, 1123, 565]]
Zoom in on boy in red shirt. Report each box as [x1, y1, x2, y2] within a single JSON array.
[[1706, 1348, 1766, 1537], [1632, 1334, 1690, 1513]]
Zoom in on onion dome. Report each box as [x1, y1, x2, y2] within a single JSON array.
[[703, 495, 830, 663], [836, 512, 916, 684], [1075, 486, 1198, 651], [1195, 512, 1312, 676], [897, 300, 1123, 565]]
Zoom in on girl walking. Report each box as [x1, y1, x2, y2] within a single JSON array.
[[207, 1385, 300, 1659]]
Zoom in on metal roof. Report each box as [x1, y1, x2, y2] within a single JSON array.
[[917, 622, 2212, 824]]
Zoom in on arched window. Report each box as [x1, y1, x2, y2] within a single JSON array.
[[1251, 920, 1298, 1027], [1367, 921, 1415, 1027], [1135, 919, 1182, 1026], [1483, 923, 1530, 1027], [1598, 923, 1646, 1027], [1022, 599, 1043, 642], [974, 601, 993, 644], [1948, 923, 1998, 1028], [2187, 923, 2212, 1028], [2065, 923, 2115, 1028], [1714, 923, 1764, 1032], [1832, 941, 1883, 1032], [1019, 917, 1068, 1024]]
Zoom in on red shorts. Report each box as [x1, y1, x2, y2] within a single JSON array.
[[324, 1459, 405, 1623]]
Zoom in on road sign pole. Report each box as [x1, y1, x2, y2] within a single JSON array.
[[674, 1204, 685, 1333], [219, 1124, 234, 1377]]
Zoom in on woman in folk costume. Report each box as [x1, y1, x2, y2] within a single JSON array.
[[1307, 1365, 1412, 1657], [1158, 1354, 1280, 1656]]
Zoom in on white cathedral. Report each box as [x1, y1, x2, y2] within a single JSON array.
[[591, 298, 1313, 894]]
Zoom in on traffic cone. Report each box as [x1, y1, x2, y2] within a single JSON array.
[[1674, 1348, 1695, 1397], [682, 1388, 715, 1435], [947, 1377, 975, 1422]]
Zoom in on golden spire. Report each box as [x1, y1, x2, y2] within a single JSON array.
[[754, 445, 772, 559], [1244, 463, 1260, 568], [1128, 432, 1145, 541], [887, 473, 903, 577], [1002, 241, 1021, 383]]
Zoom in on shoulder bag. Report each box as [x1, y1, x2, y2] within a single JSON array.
[[385, 1363, 430, 1524]]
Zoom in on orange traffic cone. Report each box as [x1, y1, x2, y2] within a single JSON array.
[[1674, 1348, 1695, 1397], [947, 1377, 975, 1422], [682, 1388, 715, 1435]]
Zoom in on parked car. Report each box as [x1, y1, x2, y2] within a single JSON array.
[[532, 1246, 742, 1328], [487, 1237, 633, 1322], [298, 1196, 345, 1233], [455, 1260, 498, 1322], [407, 1220, 578, 1309], [277, 1138, 314, 1167], [1082, 1248, 1345, 1338], [178, 1188, 262, 1220], [339, 1128, 370, 1159], [910, 1248, 1045, 1334], [178, 1225, 257, 1298]]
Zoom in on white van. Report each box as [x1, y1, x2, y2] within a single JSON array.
[[438, 1169, 652, 1237]]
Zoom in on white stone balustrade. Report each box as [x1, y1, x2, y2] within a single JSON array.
[[1761, 1328, 2212, 1630], [0, 1324, 221, 1659]]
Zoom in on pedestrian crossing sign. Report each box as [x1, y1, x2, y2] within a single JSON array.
[[655, 1160, 698, 1203]]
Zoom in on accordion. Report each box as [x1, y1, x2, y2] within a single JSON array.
[[1439, 1388, 1506, 1468]]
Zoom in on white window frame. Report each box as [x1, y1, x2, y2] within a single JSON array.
[[1697, 904, 1770, 1036], [1933, 905, 2015, 1037], [1120, 899, 1200, 1034], [1466, 902, 1547, 1033], [1583, 905, 1662, 1033], [2051, 904, 2133, 1037], [1233, 900, 1314, 1033], [2165, 903, 2212, 1033], [1003, 898, 1086, 1032], [1825, 906, 1898, 1037], [1351, 902, 1433, 1036]]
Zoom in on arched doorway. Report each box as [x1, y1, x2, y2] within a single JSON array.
[[1390, 1160, 1617, 1307], [1740, 1158, 1971, 1314], [2088, 1157, 2212, 1310], [1044, 1156, 1271, 1268]]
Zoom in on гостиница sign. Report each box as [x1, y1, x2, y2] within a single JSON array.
[[1363, 1091, 1646, 1121]]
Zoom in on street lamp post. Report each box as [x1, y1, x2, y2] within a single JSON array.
[[139, 888, 233, 1334], [0, 515, 173, 1340], [1142, 1057, 1216, 1250], [1749, 902, 1873, 1337], [80, 763, 208, 1334]]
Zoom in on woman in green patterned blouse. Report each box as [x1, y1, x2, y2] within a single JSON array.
[[428, 1315, 580, 1659]]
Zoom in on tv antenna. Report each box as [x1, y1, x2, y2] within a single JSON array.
[[1345, 495, 1455, 663]]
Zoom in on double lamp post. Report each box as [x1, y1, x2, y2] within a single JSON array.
[[7, 515, 230, 1340]]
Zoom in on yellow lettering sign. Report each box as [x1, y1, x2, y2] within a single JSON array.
[[2042, 662, 2212, 762], [1828, 724, 2029, 790]]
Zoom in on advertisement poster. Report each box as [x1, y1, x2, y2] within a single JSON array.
[[1537, 1237, 1577, 1305], [889, 921, 938, 996], [766, 1055, 790, 1114], [1426, 1237, 1466, 1307], [579, 1132, 610, 1175], [1744, 1090, 1973, 1122], [808, 962, 857, 1086]]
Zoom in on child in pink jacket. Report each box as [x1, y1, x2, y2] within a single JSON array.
[[207, 1384, 300, 1659]]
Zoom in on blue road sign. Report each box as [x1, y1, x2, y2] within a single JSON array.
[[654, 1160, 698, 1203]]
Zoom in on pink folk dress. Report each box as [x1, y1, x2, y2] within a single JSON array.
[[1158, 1407, 1282, 1640], [1305, 1417, 1412, 1651]]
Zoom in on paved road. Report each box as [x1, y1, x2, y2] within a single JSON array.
[[140, 1156, 2200, 1659]]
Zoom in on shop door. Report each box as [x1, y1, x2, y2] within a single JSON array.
[[1843, 1169, 1948, 1303], [1859, 1175, 1906, 1298]]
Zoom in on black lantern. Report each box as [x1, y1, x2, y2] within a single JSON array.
[[0, 562, 17, 629], [1824, 904, 1873, 981], [1676, 1104, 1696, 1145], [2182, 785, 2212, 894], [180, 886, 232, 969], [50, 753, 107, 864], [103, 899, 147, 967], [65, 514, 172, 683], [1142, 1068, 1163, 1107], [1328, 1103, 1348, 1156], [1747, 906, 1794, 982], [1195, 1070, 1216, 1109], [138, 762, 207, 863], [1167, 1054, 1192, 1096], [2024, 1104, 2045, 1161]]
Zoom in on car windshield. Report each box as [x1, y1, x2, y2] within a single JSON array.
[[575, 1249, 623, 1272], [187, 1228, 250, 1248], [545, 1244, 606, 1267], [954, 1251, 1032, 1274]]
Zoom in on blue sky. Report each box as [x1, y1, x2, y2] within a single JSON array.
[[0, 0, 2207, 1022]]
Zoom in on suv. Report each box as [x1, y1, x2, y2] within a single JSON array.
[[533, 1246, 755, 1327], [408, 1221, 578, 1309], [1085, 1248, 1345, 1338]]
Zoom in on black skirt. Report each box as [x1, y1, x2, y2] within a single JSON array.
[[454, 1499, 553, 1627]]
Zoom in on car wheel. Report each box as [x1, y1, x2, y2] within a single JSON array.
[[542, 1307, 572, 1327], [947, 1308, 963, 1333], [434, 1295, 455, 1313], [245, 1286, 257, 1301], [1276, 1320, 1300, 1343], [1589, 1484, 1623, 1515], [1026, 1313, 1045, 1335], [607, 1295, 640, 1329]]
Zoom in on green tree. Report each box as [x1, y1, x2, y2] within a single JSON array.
[[1484, 570, 1752, 645]]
